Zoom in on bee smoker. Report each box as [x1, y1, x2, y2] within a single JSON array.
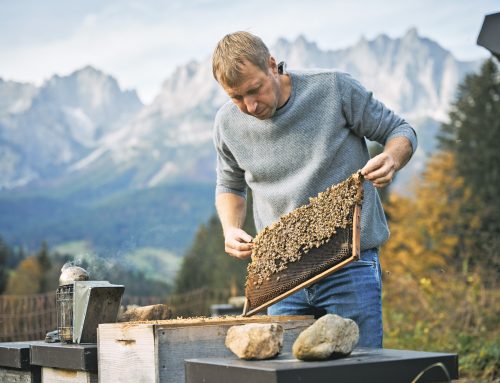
[[56, 264, 89, 342], [55, 264, 124, 343]]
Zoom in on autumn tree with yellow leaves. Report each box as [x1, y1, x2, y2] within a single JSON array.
[[382, 151, 481, 277], [4, 242, 53, 295], [381, 59, 500, 381]]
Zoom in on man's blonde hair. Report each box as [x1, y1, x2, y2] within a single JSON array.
[[212, 31, 270, 87]]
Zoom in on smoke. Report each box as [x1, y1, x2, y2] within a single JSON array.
[[60, 250, 117, 281]]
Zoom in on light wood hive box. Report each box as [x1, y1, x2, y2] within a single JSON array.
[[98, 315, 314, 383], [42, 368, 96, 383]]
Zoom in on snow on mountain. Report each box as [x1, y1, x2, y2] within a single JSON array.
[[0, 30, 481, 190], [0, 67, 143, 188], [153, 60, 227, 119], [272, 28, 478, 121], [0, 78, 38, 117], [71, 29, 479, 190], [68, 60, 224, 187], [38, 66, 142, 135], [268, 29, 481, 191]]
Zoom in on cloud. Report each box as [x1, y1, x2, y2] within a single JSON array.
[[0, 0, 495, 103]]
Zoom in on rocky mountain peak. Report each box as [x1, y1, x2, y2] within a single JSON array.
[[0, 78, 38, 117], [403, 27, 419, 40], [40, 65, 142, 113], [0, 66, 145, 188], [0, 31, 481, 190]]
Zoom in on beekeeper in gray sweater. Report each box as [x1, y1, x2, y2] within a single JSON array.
[[211, 31, 417, 348]]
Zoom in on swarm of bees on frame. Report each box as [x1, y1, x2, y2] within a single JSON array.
[[247, 172, 363, 287]]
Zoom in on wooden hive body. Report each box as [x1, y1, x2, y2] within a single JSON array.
[[98, 315, 314, 383]]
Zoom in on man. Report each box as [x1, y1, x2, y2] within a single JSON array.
[[211, 31, 417, 348]]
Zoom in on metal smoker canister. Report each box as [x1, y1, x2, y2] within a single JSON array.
[[56, 265, 89, 343]]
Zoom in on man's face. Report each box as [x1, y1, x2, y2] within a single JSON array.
[[222, 59, 281, 120]]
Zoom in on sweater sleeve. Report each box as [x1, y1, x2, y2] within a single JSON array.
[[338, 72, 418, 153], [213, 115, 247, 198]]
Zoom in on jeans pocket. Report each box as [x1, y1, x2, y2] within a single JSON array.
[[354, 251, 376, 267], [355, 259, 375, 266], [353, 250, 381, 288]]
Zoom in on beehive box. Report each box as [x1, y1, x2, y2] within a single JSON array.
[[0, 341, 43, 383], [98, 315, 314, 383], [41, 368, 97, 383], [30, 342, 98, 383]]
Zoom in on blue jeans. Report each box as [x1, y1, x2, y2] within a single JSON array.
[[267, 248, 383, 348]]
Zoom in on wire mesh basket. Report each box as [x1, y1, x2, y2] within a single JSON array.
[[56, 284, 74, 343]]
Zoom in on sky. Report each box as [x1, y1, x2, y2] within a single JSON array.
[[0, 0, 498, 104]]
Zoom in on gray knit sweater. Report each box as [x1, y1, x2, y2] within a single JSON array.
[[213, 69, 417, 250]]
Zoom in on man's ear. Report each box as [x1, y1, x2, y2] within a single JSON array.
[[268, 56, 278, 75]]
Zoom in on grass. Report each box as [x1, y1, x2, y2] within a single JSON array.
[[382, 269, 499, 382]]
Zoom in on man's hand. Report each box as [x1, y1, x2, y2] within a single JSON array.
[[362, 136, 413, 188], [216, 192, 253, 259], [223, 227, 253, 259], [361, 152, 396, 188]]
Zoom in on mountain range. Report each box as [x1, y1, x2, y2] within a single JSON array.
[[0, 29, 482, 278]]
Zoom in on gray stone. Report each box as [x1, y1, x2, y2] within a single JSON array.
[[225, 323, 284, 360], [118, 304, 172, 322], [292, 314, 359, 360]]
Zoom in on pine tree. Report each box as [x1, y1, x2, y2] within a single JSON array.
[[175, 195, 255, 295], [438, 58, 500, 269], [6, 246, 25, 269], [0, 236, 10, 294], [36, 241, 52, 292]]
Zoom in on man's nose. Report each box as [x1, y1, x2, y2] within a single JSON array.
[[244, 96, 258, 114]]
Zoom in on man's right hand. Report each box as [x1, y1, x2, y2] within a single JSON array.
[[224, 227, 253, 259]]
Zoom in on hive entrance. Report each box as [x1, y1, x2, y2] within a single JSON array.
[[243, 172, 364, 316]]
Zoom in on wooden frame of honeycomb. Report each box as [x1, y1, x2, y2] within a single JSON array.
[[243, 172, 363, 316]]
